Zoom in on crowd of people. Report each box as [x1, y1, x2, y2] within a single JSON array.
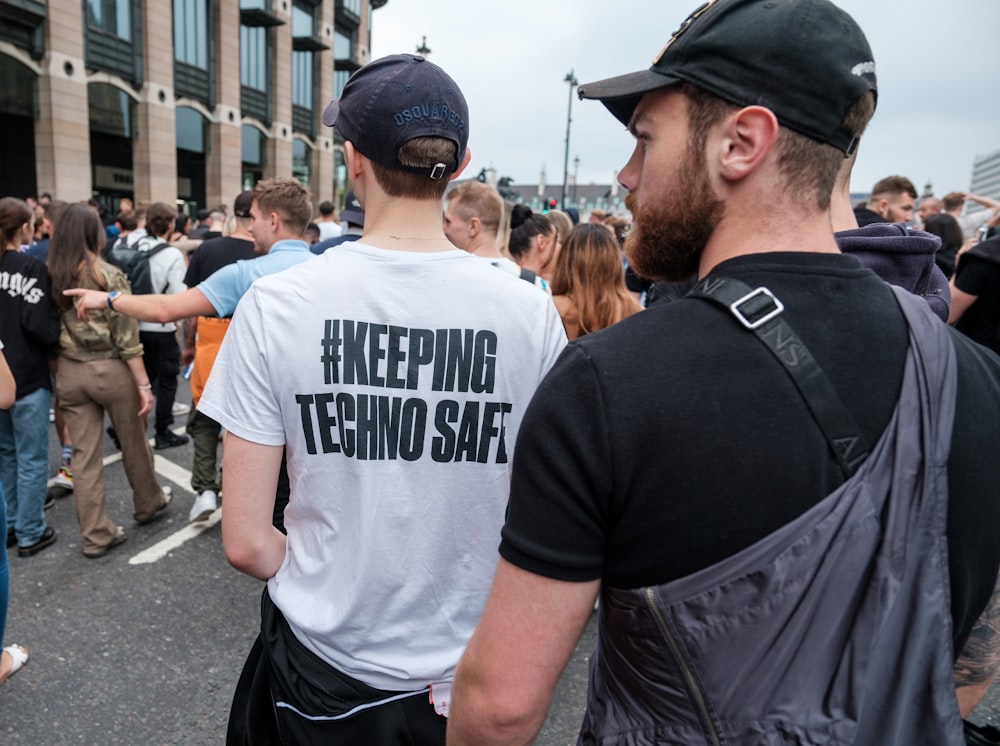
[[3, 1, 1000, 743]]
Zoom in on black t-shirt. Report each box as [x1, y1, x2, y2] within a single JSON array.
[[184, 236, 256, 304], [954, 239, 1000, 353], [501, 252, 1000, 652]]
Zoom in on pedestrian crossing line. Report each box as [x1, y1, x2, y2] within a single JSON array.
[[152, 454, 195, 497], [128, 508, 221, 565]]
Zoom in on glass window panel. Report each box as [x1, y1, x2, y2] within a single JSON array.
[[242, 125, 262, 165], [333, 29, 352, 60], [88, 83, 134, 138], [87, 0, 132, 40], [176, 106, 205, 152], [333, 69, 350, 99], [240, 0, 266, 8], [292, 4, 313, 37], [343, 0, 361, 15], [174, 0, 208, 70], [292, 139, 310, 187], [240, 25, 266, 90], [292, 51, 313, 109]]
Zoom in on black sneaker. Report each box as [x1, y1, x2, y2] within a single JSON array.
[[44, 492, 55, 510], [18, 526, 57, 558], [106, 426, 121, 450], [6, 527, 15, 549], [155, 431, 190, 450]]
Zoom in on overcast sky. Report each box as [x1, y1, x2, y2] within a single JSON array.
[[370, 0, 1000, 197]]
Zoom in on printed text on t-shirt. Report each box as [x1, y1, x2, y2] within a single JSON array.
[[295, 320, 512, 463]]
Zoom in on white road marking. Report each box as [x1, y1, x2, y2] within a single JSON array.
[[51, 426, 221, 565], [152, 454, 195, 495], [128, 509, 221, 565]]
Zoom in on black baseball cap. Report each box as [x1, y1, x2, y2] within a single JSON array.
[[233, 191, 253, 219], [322, 54, 469, 180], [578, 0, 877, 155]]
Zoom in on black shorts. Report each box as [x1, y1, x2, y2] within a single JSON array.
[[227, 589, 447, 746]]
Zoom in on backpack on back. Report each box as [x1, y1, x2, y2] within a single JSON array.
[[107, 237, 170, 295]]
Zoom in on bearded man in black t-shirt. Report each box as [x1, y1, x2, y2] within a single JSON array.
[[448, 2, 1000, 745]]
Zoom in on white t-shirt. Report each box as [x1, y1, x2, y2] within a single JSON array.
[[200, 241, 566, 691], [131, 235, 187, 333], [316, 221, 343, 242]]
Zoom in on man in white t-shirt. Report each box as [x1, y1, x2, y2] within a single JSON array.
[[198, 53, 567, 745], [444, 181, 549, 293], [314, 199, 343, 242]]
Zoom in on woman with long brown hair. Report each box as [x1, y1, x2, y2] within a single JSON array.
[[48, 204, 170, 558], [550, 223, 642, 340]]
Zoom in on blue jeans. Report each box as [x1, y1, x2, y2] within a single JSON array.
[[0, 386, 52, 546]]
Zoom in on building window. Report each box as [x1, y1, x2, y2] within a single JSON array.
[[174, 0, 208, 70], [85, 0, 142, 83], [292, 3, 313, 37], [333, 28, 353, 60], [292, 51, 313, 111], [240, 26, 266, 91], [176, 106, 206, 153], [242, 125, 266, 191], [333, 69, 350, 99], [239, 0, 279, 126], [291, 1, 323, 137], [174, 0, 212, 104], [86, 0, 131, 41], [339, 0, 361, 16], [292, 138, 311, 188]]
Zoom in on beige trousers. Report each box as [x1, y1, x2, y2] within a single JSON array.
[[56, 357, 166, 554]]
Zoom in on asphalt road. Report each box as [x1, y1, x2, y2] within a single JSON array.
[[3, 382, 998, 744]]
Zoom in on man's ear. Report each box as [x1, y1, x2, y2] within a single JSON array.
[[468, 216, 482, 238], [449, 147, 473, 181], [872, 198, 890, 218], [344, 141, 365, 181], [714, 106, 779, 182]]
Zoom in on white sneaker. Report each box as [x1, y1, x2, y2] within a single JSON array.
[[189, 490, 217, 523], [172, 402, 191, 416]]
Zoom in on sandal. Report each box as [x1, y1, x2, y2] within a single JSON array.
[[0, 644, 28, 685]]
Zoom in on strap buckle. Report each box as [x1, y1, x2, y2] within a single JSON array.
[[729, 287, 784, 330]]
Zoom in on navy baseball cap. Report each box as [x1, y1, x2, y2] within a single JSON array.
[[322, 54, 469, 180], [578, 0, 877, 155], [340, 190, 364, 226]]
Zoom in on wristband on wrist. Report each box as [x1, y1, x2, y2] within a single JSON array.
[[138, 383, 152, 390]]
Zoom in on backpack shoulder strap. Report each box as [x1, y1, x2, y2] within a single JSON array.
[[519, 267, 537, 284], [687, 275, 870, 478]]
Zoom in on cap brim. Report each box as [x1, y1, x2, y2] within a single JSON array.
[[321, 100, 339, 127], [578, 68, 682, 125]]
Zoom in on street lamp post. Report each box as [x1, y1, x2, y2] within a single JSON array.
[[561, 70, 578, 210]]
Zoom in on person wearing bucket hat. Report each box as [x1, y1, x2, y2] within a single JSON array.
[[198, 53, 568, 744], [450, 2, 1000, 744]]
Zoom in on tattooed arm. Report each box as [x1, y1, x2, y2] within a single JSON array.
[[955, 576, 1000, 717]]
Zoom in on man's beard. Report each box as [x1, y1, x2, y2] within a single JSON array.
[[623, 146, 724, 282]]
